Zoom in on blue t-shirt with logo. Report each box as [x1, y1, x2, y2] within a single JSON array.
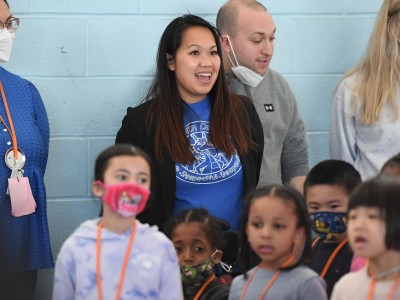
[[173, 96, 244, 230]]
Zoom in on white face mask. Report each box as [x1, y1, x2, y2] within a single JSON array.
[[0, 29, 14, 63], [225, 35, 264, 88]]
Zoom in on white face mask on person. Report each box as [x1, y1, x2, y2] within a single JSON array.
[[0, 29, 14, 62], [225, 35, 264, 88]]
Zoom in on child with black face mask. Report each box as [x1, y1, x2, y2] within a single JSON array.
[[304, 160, 363, 297], [165, 208, 231, 300], [52, 144, 183, 300]]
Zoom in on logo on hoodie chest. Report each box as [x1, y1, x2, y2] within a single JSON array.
[[264, 104, 274, 112]]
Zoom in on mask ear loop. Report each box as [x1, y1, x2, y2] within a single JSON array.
[[224, 35, 240, 68], [211, 249, 233, 273], [220, 261, 233, 273]]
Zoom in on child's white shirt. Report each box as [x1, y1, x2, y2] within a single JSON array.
[[331, 266, 400, 300]]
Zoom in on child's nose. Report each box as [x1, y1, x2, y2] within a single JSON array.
[[183, 249, 194, 263], [353, 217, 365, 228], [261, 226, 272, 238]]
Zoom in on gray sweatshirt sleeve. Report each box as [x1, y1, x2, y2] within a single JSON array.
[[280, 85, 309, 183]]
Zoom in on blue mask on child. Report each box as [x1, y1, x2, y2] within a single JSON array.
[[310, 211, 347, 240]]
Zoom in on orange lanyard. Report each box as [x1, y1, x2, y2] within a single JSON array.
[[193, 273, 216, 300], [240, 256, 295, 300], [96, 220, 137, 300], [312, 236, 348, 278], [368, 273, 400, 300], [0, 81, 18, 161]]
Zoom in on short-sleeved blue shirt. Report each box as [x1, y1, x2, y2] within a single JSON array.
[[174, 96, 243, 230]]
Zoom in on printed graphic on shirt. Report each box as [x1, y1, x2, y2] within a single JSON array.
[[264, 104, 274, 112], [130, 252, 162, 279], [176, 121, 242, 184]]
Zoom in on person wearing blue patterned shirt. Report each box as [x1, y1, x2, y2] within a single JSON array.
[[0, 1, 53, 299], [116, 15, 263, 232]]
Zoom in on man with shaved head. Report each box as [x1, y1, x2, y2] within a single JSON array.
[[217, 0, 309, 193]]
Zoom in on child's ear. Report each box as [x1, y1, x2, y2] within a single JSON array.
[[212, 250, 223, 265], [92, 181, 105, 198], [295, 226, 306, 243], [292, 227, 306, 260]]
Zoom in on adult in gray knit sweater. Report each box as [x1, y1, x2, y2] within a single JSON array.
[[217, 0, 309, 194]]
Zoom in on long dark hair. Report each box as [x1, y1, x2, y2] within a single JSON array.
[[239, 185, 312, 276], [145, 14, 253, 164]]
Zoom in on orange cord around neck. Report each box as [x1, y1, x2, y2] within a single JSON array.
[[96, 220, 137, 300], [240, 255, 295, 300], [193, 273, 216, 300], [312, 236, 348, 278], [368, 269, 400, 300], [0, 81, 18, 160]]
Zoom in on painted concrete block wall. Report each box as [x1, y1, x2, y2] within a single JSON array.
[[3, 0, 381, 298]]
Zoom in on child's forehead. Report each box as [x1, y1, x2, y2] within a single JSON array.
[[106, 155, 149, 170], [172, 222, 211, 244], [349, 206, 380, 213], [251, 195, 297, 213], [172, 222, 207, 237], [305, 184, 349, 202], [381, 165, 400, 177]]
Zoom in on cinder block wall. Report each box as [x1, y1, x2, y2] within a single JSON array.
[[4, 0, 381, 299]]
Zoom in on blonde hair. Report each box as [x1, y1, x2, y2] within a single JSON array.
[[344, 0, 400, 124]]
